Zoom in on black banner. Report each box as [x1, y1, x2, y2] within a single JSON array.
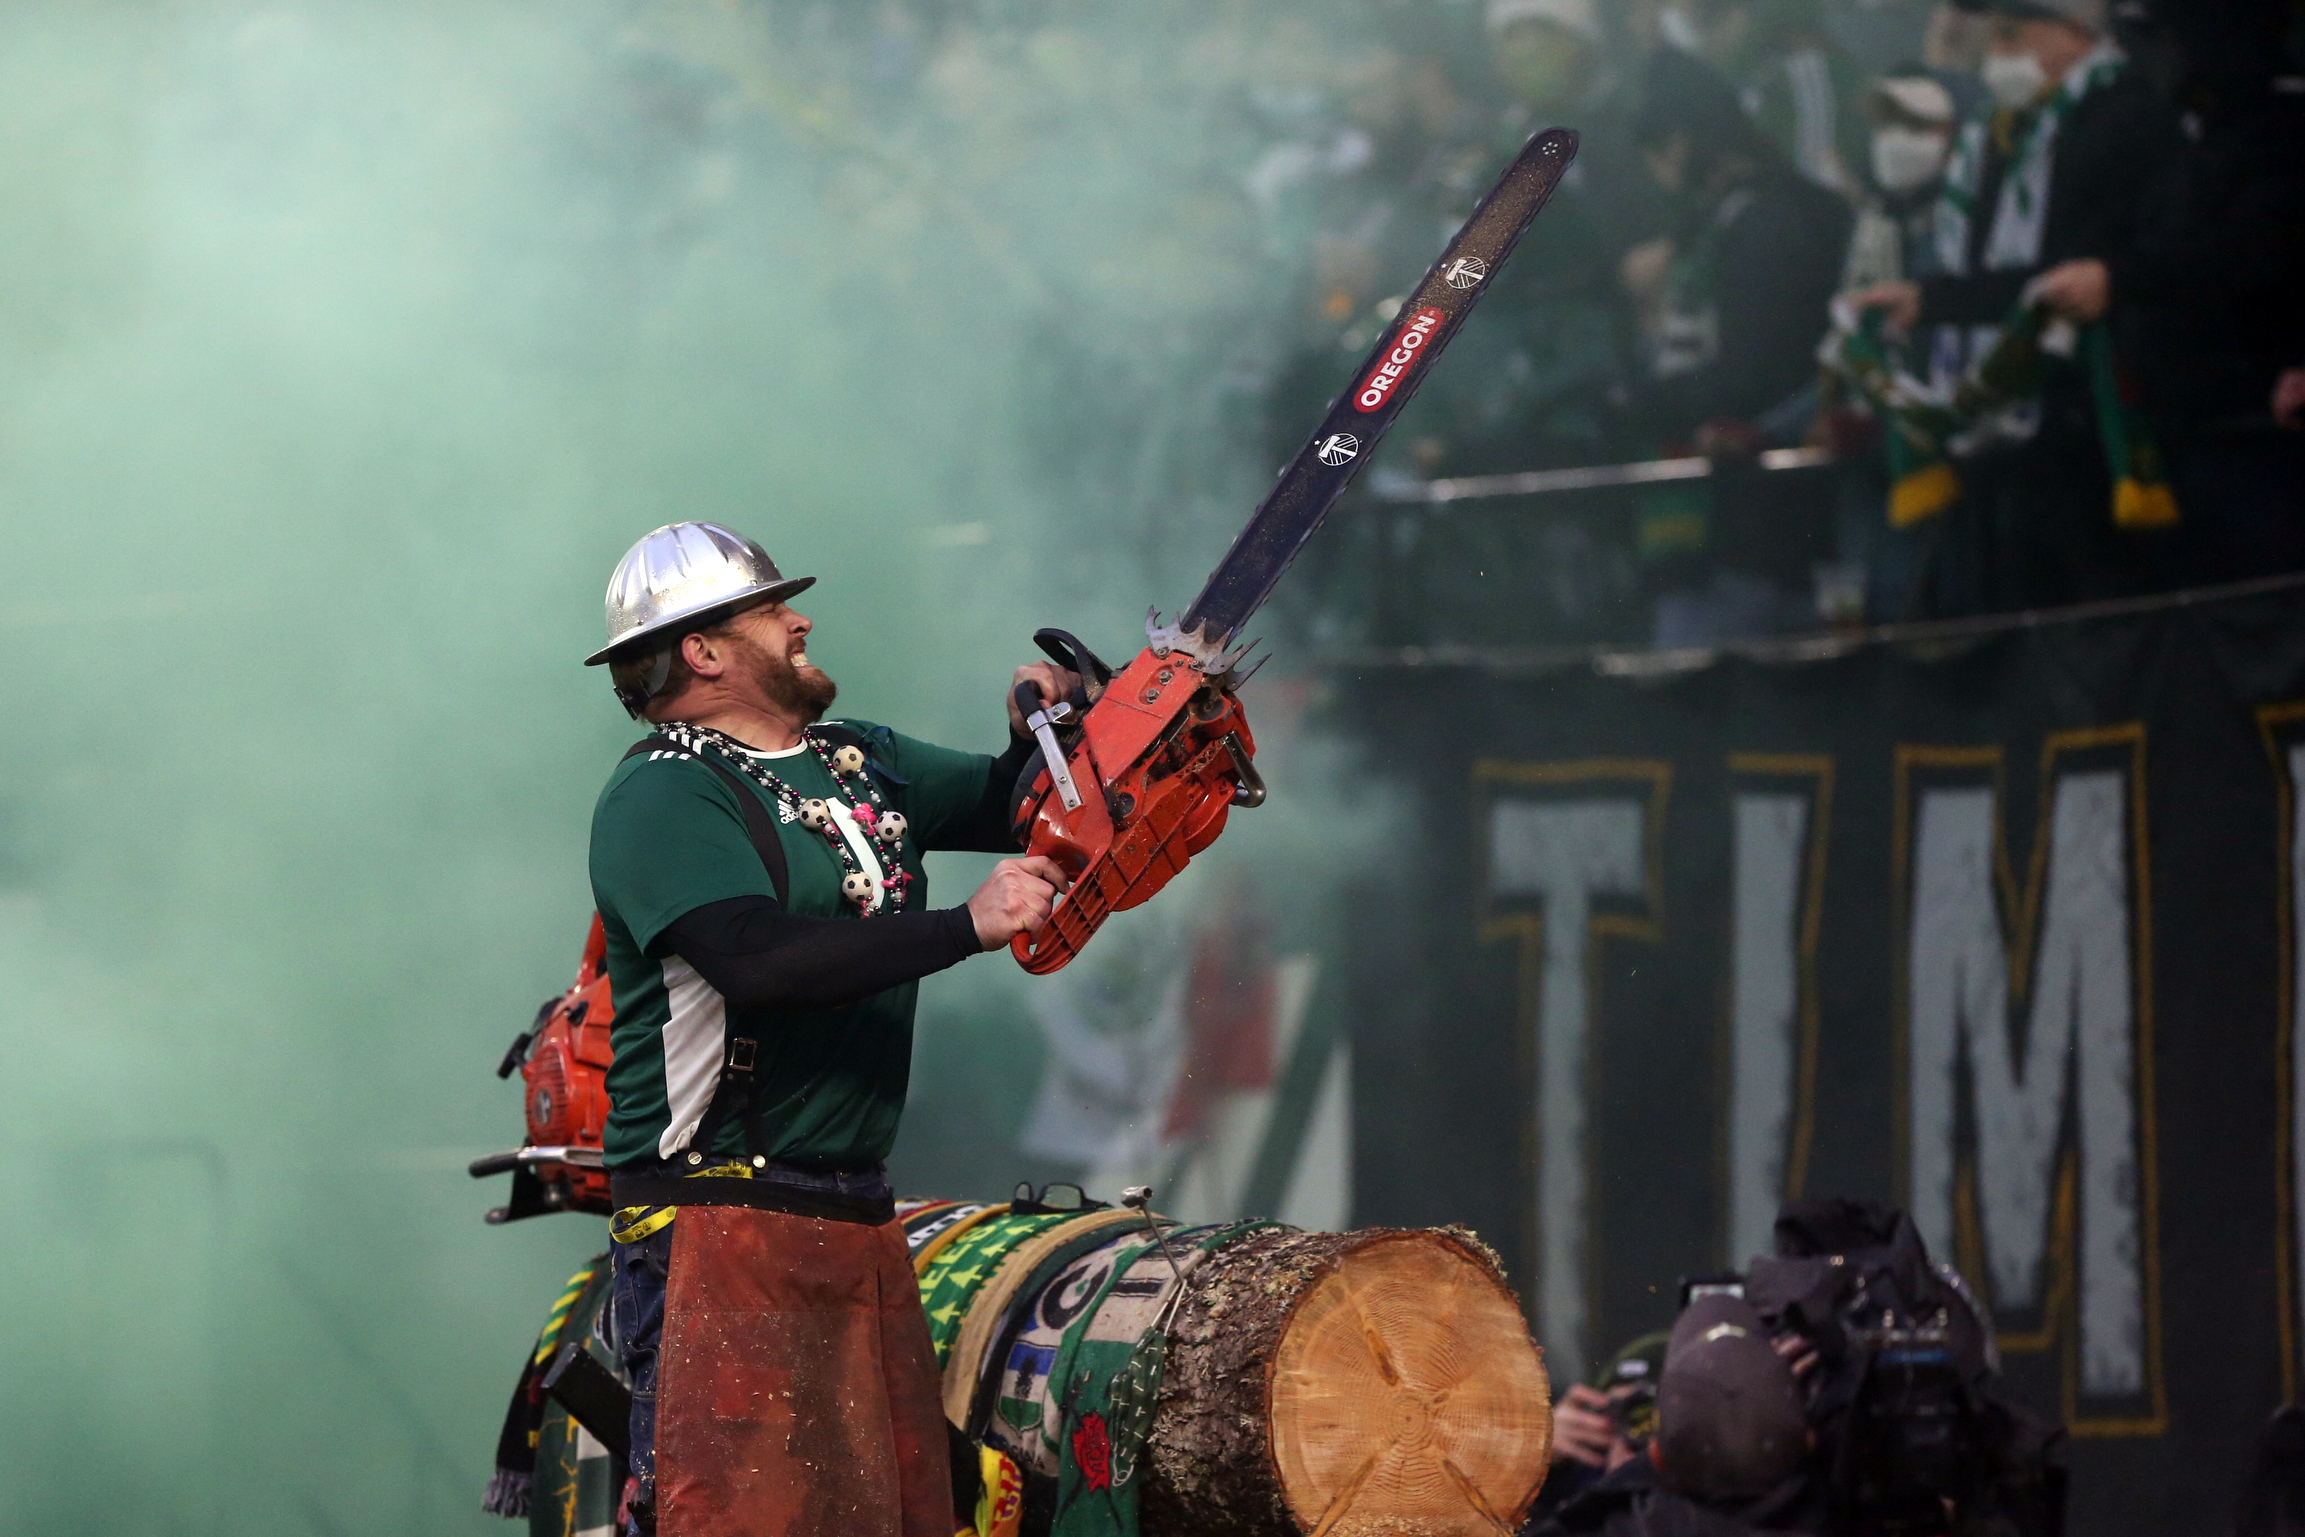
[[1331, 580, 2305, 1532]]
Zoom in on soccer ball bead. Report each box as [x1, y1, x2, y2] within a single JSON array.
[[831, 745, 867, 775], [799, 799, 831, 831], [841, 872, 875, 904], [875, 811, 908, 844]]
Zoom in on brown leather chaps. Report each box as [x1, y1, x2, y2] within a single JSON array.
[[656, 1205, 951, 1537]]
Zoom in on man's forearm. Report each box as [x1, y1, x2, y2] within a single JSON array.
[[656, 896, 980, 1011]]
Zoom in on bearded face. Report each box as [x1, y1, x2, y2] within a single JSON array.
[[742, 625, 838, 722]]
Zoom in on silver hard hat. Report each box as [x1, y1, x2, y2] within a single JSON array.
[[583, 521, 815, 666]]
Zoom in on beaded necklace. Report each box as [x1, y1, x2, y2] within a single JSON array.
[[659, 720, 913, 914]]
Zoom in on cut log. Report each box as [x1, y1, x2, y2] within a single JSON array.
[[1142, 1227, 1551, 1537]]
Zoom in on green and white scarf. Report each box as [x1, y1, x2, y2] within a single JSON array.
[[1823, 297, 2178, 530], [1833, 42, 2174, 529], [1933, 41, 2126, 278]]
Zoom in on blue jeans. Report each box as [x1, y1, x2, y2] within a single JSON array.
[[609, 1155, 895, 1537], [610, 1222, 671, 1537]]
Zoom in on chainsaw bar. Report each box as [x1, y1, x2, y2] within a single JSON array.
[[1178, 127, 1580, 646], [1007, 127, 1581, 975]]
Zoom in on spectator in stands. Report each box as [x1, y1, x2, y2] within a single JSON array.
[[1843, 68, 1960, 290], [1255, 41, 1489, 471], [1827, 67, 1960, 621], [1487, 0, 1667, 252], [1490, 0, 1610, 127], [2114, 2, 2305, 585], [1622, 45, 1851, 444], [1486, 0, 1662, 253], [1923, 0, 1992, 76], [1847, 0, 2183, 616], [1662, 0, 1875, 203], [1621, 45, 1849, 644], [1378, 0, 1648, 477]]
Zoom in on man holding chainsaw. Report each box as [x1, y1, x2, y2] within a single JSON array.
[[573, 118, 1583, 1537], [582, 520, 1074, 1537]]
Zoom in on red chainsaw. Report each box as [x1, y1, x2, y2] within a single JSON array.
[[1006, 128, 1579, 974], [467, 914, 615, 1220]]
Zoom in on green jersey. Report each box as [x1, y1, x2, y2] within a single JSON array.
[[588, 719, 1008, 1170]]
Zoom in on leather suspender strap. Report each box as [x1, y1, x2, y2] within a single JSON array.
[[620, 735, 789, 905], [689, 1032, 761, 1164]]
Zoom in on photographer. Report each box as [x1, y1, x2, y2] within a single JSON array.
[[1536, 1198, 2064, 1537], [1744, 1198, 2067, 1537], [1526, 1294, 1813, 1536], [1530, 1334, 1672, 1523]]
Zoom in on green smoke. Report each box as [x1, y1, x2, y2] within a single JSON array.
[[0, 1, 1430, 1529]]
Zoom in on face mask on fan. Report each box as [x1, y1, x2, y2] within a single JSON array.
[[1981, 50, 2052, 111], [1871, 126, 1949, 193]]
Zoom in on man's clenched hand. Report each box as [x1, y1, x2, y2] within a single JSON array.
[[1848, 279, 1923, 334], [1007, 661, 1084, 736], [2035, 257, 2110, 323], [967, 856, 1070, 950]]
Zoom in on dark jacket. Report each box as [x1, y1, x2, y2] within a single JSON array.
[[1628, 46, 1852, 442], [1641, 163, 1851, 438], [1917, 67, 2183, 456], [2119, 80, 2305, 433], [1523, 1455, 1814, 1537], [1917, 69, 2183, 328]]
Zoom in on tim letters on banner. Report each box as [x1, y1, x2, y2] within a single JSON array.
[[1336, 582, 2305, 1536]]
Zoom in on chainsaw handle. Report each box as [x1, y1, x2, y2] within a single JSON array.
[[1033, 628, 1113, 694], [1224, 733, 1266, 808], [1010, 884, 1091, 969], [1012, 680, 1045, 727]]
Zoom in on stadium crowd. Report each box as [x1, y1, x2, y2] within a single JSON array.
[[1250, 0, 2305, 642]]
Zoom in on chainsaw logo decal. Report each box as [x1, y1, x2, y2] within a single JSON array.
[[1353, 306, 1444, 412], [1443, 256, 1488, 288], [1316, 433, 1360, 466]]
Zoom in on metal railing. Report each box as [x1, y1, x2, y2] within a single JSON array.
[[1370, 446, 1835, 505]]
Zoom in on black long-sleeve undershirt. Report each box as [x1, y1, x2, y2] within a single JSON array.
[[655, 896, 983, 1011], [647, 729, 1042, 1011]]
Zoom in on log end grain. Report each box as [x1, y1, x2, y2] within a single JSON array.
[[1269, 1231, 1551, 1536], [1144, 1227, 1550, 1537]]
